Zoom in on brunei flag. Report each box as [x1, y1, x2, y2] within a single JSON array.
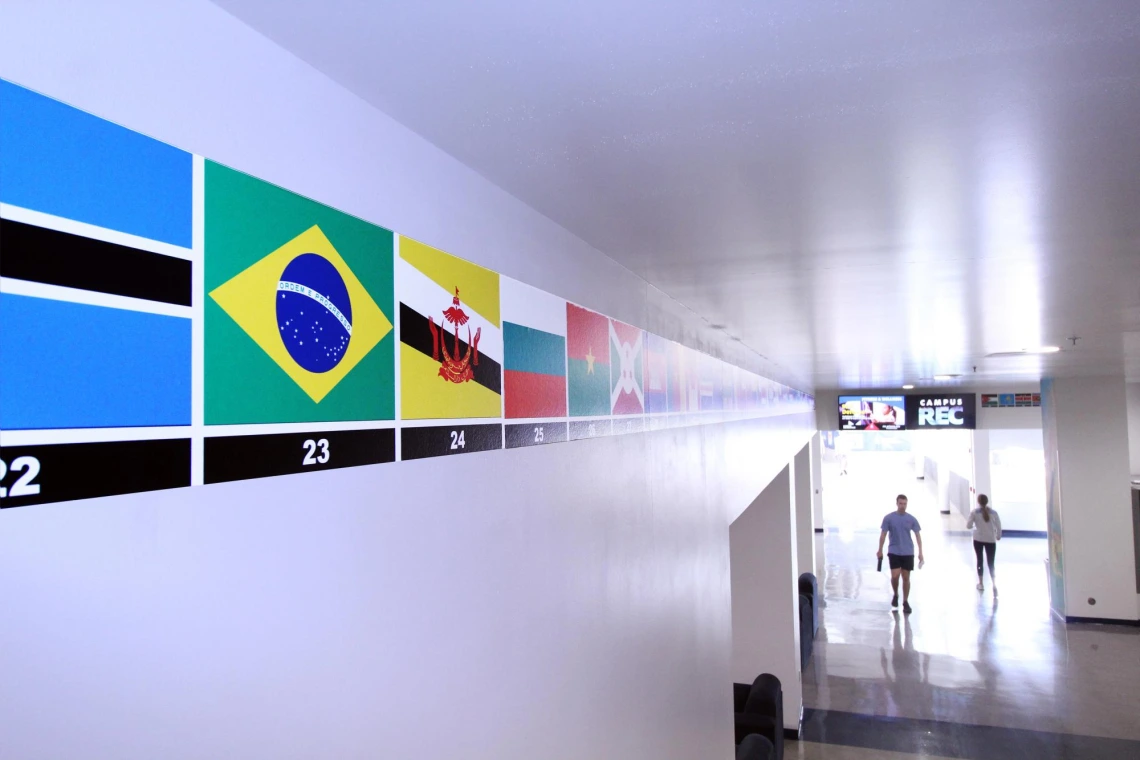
[[502, 277, 566, 419], [644, 333, 669, 414], [205, 162, 394, 424], [567, 303, 610, 416], [398, 238, 502, 419], [610, 318, 645, 415]]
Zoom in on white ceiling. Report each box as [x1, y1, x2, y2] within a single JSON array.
[[212, 0, 1140, 391]]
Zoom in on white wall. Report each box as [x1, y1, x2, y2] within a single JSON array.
[[0, 3, 815, 759], [978, 405, 1043, 430], [1048, 376, 1138, 622], [972, 430, 992, 509], [730, 466, 802, 731], [914, 429, 974, 518], [987, 428, 1046, 532], [1126, 382, 1140, 476], [794, 443, 814, 577]]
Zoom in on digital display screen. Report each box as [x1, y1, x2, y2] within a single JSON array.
[[839, 395, 906, 431], [908, 394, 976, 429]]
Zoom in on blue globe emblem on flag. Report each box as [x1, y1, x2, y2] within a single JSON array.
[[276, 252, 353, 373]]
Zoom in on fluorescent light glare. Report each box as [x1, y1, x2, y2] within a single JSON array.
[[986, 346, 1062, 358], [902, 384, 915, 389], [932, 374, 954, 381]]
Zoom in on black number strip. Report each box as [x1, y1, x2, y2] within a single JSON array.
[[0, 439, 190, 508], [401, 424, 502, 460], [204, 428, 395, 484]]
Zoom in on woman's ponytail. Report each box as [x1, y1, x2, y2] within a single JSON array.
[[978, 494, 990, 522]]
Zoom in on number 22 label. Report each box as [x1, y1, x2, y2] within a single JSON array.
[[0, 456, 42, 499]]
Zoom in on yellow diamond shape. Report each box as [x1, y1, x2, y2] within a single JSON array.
[[209, 225, 392, 403]]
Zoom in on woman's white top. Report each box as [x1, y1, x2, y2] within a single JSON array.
[[966, 507, 1002, 543]]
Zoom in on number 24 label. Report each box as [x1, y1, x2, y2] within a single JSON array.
[[0, 456, 42, 499]]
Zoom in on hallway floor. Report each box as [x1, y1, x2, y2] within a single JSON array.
[[789, 472, 1140, 758]]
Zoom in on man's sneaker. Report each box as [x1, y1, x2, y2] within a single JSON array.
[[903, 601, 912, 614], [891, 593, 898, 608], [976, 582, 984, 591]]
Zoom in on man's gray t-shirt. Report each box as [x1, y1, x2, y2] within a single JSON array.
[[881, 512, 921, 555]]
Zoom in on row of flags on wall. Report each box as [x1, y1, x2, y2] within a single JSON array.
[[0, 76, 814, 507], [0, 76, 812, 434]]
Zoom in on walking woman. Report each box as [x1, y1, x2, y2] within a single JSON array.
[[966, 494, 1002, 596]]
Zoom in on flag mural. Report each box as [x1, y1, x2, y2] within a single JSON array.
[[567, 304, 611, 416], [399, 237, 502, 420], [668, 342, 700, 413], [736, 368, 760, 411], [721, 361, 736, 412], [667, 342, 685, 412], [0, 79, 196, 507], [0, 80, 192, 247], [733, 366, 747, 410], [205, 162, 394, 424], [502, 278, 567, 419], [698, 353, 719, 411], [610, 318, 645, 415], [0, 75, 812, 508], [644, 333, 670, 414], [0, 80, 193, 433]]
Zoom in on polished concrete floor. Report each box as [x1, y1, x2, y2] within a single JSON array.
[[789, 450, 1140, 759]]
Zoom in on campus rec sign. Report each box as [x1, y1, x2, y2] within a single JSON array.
[[907, 394, 976, 429]]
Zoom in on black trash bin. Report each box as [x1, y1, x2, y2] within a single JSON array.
[[798, 572, 818, 638], [734, 672, 783, 760], [799, 593, 813, 669]]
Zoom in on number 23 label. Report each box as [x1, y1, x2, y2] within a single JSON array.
[[301, 439, 330, 466]]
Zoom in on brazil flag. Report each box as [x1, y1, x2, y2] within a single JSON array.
[[205, 162, 394, 424]]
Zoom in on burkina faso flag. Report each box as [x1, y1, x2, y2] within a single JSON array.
[[567, 303, 609, 416]]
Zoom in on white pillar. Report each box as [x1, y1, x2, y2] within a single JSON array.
[[810, 433, 824, 532], [1126, 381, 1140, 476], [731, 464, 802, 731], [794, 443, 814, 578], [1041, 376, 1139, 622]]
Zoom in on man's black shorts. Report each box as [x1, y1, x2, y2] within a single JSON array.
[[888, 553, 915, 571]]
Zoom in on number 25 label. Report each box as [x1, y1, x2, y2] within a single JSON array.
[[0, 456, 42, 499], [302, 439, 330, 466]]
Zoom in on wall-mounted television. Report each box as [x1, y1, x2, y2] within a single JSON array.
[[838, 395, 906, 431]]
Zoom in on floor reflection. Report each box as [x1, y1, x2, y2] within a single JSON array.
[[804, 455, 1140, 743]]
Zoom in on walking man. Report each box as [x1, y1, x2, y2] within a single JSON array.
[[876, 494, 924, 614]]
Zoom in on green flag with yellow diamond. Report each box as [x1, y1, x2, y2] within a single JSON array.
[[205, 161, 394, 424]]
